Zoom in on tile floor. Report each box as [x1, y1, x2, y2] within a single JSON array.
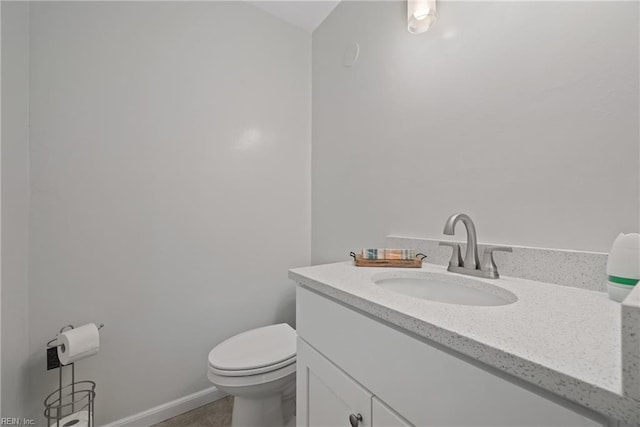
[[152, 396, 233, 427]]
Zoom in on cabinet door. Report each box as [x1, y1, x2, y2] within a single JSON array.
[[372, 397, 413, 427], [297, 338, 372, 427]]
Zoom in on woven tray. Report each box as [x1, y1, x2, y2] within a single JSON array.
[[349, 252, 426, 268]]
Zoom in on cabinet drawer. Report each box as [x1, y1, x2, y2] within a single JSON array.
[[296, 286, 604, 426]]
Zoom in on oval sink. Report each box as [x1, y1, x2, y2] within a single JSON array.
[[372, 271, 517, 306]]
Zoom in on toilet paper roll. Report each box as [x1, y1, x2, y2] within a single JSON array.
[[58, 410, 90, 427], [57, 323, 100, 365]]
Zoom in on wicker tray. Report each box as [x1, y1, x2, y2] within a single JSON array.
[[349, 252, 426, 268]]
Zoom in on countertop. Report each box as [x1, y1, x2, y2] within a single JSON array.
[[289, 261, 640, 425]]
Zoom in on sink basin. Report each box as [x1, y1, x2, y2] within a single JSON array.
[[372, 272, 517, 306]]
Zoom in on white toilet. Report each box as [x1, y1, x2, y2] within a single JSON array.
[[207, 323, 297, 427]]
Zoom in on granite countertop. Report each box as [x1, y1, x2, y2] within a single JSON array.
[[289, 261, 640, 426]]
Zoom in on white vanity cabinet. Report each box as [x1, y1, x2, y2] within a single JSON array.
[[296, 286, 608, 427]]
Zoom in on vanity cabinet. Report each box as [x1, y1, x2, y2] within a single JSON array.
[[296, 286, 607, 427]]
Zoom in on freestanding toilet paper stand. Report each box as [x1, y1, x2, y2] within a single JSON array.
[[44, 324, 103, 427]]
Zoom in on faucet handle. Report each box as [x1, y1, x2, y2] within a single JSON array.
[[480, 246, 513, 278], [439, 242, 462, 268]]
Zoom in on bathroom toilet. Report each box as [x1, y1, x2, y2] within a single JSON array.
[[207, 323, 297, 427]]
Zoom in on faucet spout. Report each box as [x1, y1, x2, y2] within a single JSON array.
[[443, 213, 479, 269]]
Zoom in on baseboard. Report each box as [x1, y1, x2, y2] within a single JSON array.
[[100, 386, 226, 427]]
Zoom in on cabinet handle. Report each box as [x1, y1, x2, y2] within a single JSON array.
[[349, 413, 363, 427]]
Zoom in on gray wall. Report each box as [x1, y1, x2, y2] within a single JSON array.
[[1, 1, 31, 419], [28, 2, 310, 424], [312, 1, 639, 264]]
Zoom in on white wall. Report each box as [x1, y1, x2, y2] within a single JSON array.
[[312, 1, 639, 264], [28, 2, 310, 424], [1, 1, 30, 419]]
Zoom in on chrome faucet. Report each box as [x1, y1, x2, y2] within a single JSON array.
[[439, 213, 512, 279], [443, 213, 479, 269]]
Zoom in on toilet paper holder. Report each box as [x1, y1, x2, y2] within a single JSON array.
[[44, 323, 103, 427], [46, 323, 104, 349]]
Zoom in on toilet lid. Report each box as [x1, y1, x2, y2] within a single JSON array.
[[208, 323, 296, 371]]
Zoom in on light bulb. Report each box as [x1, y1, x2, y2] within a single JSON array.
[[408, 0, 437, 34]]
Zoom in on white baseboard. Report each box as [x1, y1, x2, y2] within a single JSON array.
[[100, 386, 226, 427]]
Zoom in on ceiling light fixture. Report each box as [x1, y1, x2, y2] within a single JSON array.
[[408, 0, 437, 34]]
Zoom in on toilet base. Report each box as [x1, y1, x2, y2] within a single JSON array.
[[209, 366, 295, 427], [232, 394, 283, 427]]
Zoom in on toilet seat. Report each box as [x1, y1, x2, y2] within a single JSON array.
[[209, 355, 295, 377], [208, 323, 296, 377]]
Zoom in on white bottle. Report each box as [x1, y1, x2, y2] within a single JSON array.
[[606, 233, 640, 302]]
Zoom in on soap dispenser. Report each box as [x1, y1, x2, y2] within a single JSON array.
[[606, 233, 640, 302]]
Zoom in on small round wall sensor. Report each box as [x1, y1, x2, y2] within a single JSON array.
[[343, 41, 360, 68]]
